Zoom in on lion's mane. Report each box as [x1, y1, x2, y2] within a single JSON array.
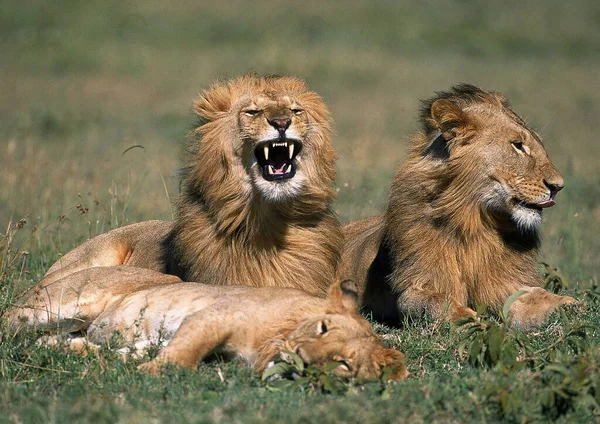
[[164, 74, 342, 296]]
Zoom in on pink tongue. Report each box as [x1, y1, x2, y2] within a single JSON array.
[[537, 200, 556, 208], [273, 164, 287, 174]]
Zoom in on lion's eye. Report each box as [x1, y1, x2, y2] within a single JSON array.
[[291, 108, 304, 115], [316, 320, 328, 335], [511, 141, 528, 154], [244, 110, 261, 116]]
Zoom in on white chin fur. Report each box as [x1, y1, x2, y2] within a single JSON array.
[[253, 172, 305, 202], [511, 204, 542, 230]]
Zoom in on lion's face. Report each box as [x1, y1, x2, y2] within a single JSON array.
[[193, 74, 335, 204], [285, 315, 407, 381], [427, 92, 564, 231], [238, 94, 309, 201], [475, 112, 564, 230], [283, 281, 408, 381]]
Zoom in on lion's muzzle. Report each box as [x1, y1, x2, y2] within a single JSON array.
[[255, 138, 302, 182]]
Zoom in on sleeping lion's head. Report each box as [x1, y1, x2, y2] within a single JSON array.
[[189, 73, 336, 204], [281, 281, 408, 381], [417, 84, 563, 232]]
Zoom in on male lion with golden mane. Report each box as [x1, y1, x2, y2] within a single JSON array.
[[43, 74, 342, 296], [341, 84, 577, 331], [6, 267, 408, 381]]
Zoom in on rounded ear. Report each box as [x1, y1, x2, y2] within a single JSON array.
[[378, 349, 409, 381], [491, 90, 511, 108], [194, 83, 234, 121], [326, 280, 359, 314], [428, 99, 475, 143]]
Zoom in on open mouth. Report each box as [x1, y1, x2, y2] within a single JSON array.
[[254, 139, 302, 182], [514, 199, 556, 211]]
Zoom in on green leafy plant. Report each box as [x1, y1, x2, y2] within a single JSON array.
[[536, 351, 600, 419], [541, 262, 569, 294], [454, 293, 531, 372], [261, 350, 350, 395]]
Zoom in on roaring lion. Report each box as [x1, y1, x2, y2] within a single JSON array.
[[43, 74, 342, 296], [341, 84, 577, 331], [6, 267, 408, 381]]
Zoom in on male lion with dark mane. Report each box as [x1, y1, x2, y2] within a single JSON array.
[[43, 74, 342, 296], [341, 84, 577, 331], [6, 267, 408, 382]]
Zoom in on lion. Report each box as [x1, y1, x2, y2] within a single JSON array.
[[5, 266, 408, 381], [43, 74, 342, 297], [341, 84, 577, 331]]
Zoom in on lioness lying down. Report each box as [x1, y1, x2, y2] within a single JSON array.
[[6, 266, 407, 381]]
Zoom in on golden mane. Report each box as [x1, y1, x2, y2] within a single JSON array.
[[342, 84, 576, 329], [166, 73, 342, 296]]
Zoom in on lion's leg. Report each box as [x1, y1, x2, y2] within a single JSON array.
[[398, 287, 476, 322], [45, 221, 172, 280], [5, 288, 91, 333], [6, 267, 179, 334], [36, 334, 101, 354], [42, 243, 130, 286], [137, 309, 235, 374], [507, 287, 579, 331]]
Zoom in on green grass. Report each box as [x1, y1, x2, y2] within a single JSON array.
[[1, 0, 600, 422]]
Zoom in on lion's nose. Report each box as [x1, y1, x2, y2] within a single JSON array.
[[268, 117, 291, 132], [544, 178, 564, 197]]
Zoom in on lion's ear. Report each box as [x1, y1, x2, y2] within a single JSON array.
[[326, 280, 359, 314], [377, 349, 409, 381], [194, 84, 234, 121], [428, 99, 475, 144]]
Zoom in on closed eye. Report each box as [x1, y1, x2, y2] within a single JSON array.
[[244, 109, 262, 116], [338, 360, 351, 371], [291, 108, 304, 115]]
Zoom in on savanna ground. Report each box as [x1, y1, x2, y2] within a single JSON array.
[[1, 1, 599, 422]]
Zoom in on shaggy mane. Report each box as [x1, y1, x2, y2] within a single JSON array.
[[165, 73, 342, 297]]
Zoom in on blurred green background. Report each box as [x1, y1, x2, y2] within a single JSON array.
[[1, 0, 598, 285]]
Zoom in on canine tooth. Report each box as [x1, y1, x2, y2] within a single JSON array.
[[288, 143, 294, 159], [286, 164, 292, 173], [263, 145, 269, 160], [267, 165, 274, 175]]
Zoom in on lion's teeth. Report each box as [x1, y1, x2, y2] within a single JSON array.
[[288, 143, 294, 159], [267, 165, 274, 175], [264, 145, 269, 160], [286, 164, 292, 173]]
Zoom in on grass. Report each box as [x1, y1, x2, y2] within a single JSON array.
[[1, 0, 599, 422]]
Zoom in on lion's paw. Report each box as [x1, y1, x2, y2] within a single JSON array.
[[137, 360, 160, 375], [509, 289, 583, 331]]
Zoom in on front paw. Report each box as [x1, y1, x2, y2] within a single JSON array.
[[451, 306, 477, 322], [508, 288, 582, 331], [137, 360, 161, 375]]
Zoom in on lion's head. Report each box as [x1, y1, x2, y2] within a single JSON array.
[[187, 73, 336, 205], [280, 280, 408, 381], [412, 84, 563, 234]]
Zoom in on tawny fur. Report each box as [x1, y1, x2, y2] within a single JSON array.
[[5, 267, 407, 381], [44, 74, 342, 297], [341, 84, 576, 330]]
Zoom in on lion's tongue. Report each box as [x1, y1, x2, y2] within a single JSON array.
[[536, 200, 556, 208], [272, 164, 287, 174]]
